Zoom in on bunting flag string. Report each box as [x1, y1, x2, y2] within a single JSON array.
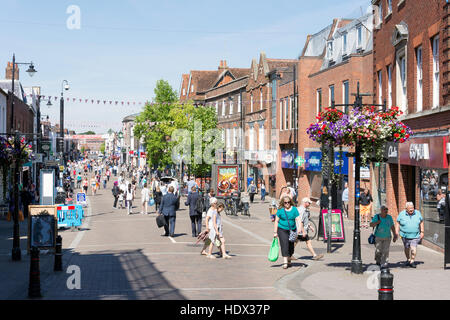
[[28, 93, 148, 107]]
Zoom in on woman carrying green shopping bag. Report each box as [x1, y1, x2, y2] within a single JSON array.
[[268, 237, 279, 262]]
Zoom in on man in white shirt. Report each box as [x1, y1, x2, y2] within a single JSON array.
[[160, 183, 168, 196]]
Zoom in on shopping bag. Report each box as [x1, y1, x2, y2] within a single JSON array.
[[18, 210, 24, 222], [268, 237, 279, 262], [148, 198, 155, 206]]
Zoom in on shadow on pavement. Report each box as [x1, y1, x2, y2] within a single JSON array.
[[41, 248, 186, 300]]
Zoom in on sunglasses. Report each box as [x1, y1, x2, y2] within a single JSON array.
[[284, 201, 291, 204]]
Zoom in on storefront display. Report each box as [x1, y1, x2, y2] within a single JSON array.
[[399, 135, 449, 248]]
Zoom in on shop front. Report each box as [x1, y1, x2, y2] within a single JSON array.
[[304, 148, 349, 201], [245, 150, 276, 193], [399, 135, 449, 248]]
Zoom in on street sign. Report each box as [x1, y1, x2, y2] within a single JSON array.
[[40, 141, 51, 153], [45, 160, 59, 167], [294, 156, 306, 166], [76, 192, 87, 206], [33, 153, 44, 163], [59, 165, 64, 172]]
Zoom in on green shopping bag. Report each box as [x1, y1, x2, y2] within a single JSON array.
[[268, 237, 279, 262]]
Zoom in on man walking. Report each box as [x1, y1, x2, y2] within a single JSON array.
[[395, 202, 424, 268], [159, 186, 178, 237], [185, 186, 202, 237], [295, 198, 324, 261]]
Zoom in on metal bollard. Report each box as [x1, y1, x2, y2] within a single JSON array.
[[378, 267, 394, 300], [54, 235, 63, 271], [28, 247, 42, 298]]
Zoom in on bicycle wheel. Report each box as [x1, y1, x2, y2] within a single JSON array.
[[232, 202, 238, 216], [307, 220, 318, 240]]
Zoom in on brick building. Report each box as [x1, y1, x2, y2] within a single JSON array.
[[372, 0, 449, 250], [245, 53, 297, 196], [293, 15, 374, 222], [179, 60, 250, 185]]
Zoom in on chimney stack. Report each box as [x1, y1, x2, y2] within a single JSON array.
[[218, 60, 228, 70], [6, 62, 19, 80]]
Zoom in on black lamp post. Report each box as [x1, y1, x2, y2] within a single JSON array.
[[8, 54, 36, 261], [59, 80, 69, 179], [332, 82, 386, 274]]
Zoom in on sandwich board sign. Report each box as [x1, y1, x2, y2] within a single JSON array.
[[76, 192, 87, 206]]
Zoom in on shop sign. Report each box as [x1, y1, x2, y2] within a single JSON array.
[[281, 150, 297, 169], [304, 151, 349, 175], [399, 136, 448, 168], [245, 150, 277, 163], [384, 142, 399, 164]]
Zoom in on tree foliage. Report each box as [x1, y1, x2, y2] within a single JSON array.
[[134, 79, 220, 174]]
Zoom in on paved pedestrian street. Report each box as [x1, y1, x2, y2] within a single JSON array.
[[1, 176, 449, 301]]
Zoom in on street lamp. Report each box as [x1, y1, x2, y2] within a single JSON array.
[[60, 80, 69, 168], [8, 54, 37, 261], [9, 54, 37, 133]]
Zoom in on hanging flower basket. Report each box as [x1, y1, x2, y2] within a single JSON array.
[[0, 136, 33, 198], [307, 106, 413, 166]]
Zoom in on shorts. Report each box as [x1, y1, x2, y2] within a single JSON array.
[[360, 204, 371, 216], [402, 237, 421, 249], [297, 234, 310, 242]]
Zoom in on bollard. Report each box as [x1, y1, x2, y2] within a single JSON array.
[[28, 247, 42, 298], [378, 267, 394, 300], [54, 235, 63, 271]]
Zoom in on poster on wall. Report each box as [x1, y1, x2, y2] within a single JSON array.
[[321, 209, 345, 241], [216, 165, 239, 197]]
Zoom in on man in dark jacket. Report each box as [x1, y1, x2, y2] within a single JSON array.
[[185, 186, 202, 237], [159, 186, 178, 237]]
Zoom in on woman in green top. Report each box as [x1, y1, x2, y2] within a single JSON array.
[[273, 196, 301, 269], [370, 205, 398, 267]]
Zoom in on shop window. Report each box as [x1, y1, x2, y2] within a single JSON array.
[[420, 168, 447, 248]]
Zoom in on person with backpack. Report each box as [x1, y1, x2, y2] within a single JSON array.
[[185, 186, 203, 237]]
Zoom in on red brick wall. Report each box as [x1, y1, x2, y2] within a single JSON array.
[[6, 93, 34, 134]]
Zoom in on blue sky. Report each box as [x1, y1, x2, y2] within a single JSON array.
[[0, 0, 371, 133]]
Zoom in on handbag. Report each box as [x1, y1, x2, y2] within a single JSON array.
[[283, 209, 297, 242], [368, 214, 380, 245], [148, 198, 155, 206], [268, 237, 280, 262], [156, 214, 167, 228], [214, 236, 222, 247]]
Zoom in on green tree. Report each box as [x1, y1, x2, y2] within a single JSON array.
[[134, 80, 178, 169], [80, 131, 96, 135], [134, 79, 222, 174], [99, 142, 105, 154]]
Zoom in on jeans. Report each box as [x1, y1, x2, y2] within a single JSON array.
[[113, 196, 118, 208], [163, 215, 176, 236], [261, 189, 266, 201]]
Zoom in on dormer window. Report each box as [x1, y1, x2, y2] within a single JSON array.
[[342, 33, 348, 54], [357, 24, 362, 48], [327, 41, 333, 59]]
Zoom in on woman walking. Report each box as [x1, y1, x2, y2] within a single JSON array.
[[370, 205, 397, 267], [273, 196, 301, 269], [125, 183, 134, 215], [206, 202, 231, 259], [141, 183, 151, 214], [154, 186, 163, 213], [260, 180, 266, 202]]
